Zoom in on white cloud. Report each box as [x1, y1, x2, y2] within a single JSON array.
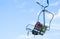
[[54, 9, 60, 19], [17, 34, 49, 39], [50, 2, 60, 6], [50, 24, 60, 30], [30, 20, 36, 25], [45, 9, 60, 30], [18, 33, 60, 39], [17, 34, 35, 39], [46, 11, 60, 30], [45, 12, 54, 19], [13, 0, 27, 8], [45, 23, 60, 30], [35, 34, 48, 39], [17, 2, 27, 8]]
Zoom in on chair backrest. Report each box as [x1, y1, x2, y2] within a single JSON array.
[[35, 22, 42, 28]]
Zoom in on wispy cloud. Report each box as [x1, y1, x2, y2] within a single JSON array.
[[17, 27, 60, 39], [50, 2, 60, 6], [54, 9, 60, 19], [13, 0, 27, 8], [17, 2, 27, 8], [17, 34, 49, 39], [51, 24, 60, 30], [30, 20, 36, 25], [17, 34, 34, 39], [46, 9, 60, 30]]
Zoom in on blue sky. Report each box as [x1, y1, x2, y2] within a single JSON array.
[[0, 0, 60, 39]]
